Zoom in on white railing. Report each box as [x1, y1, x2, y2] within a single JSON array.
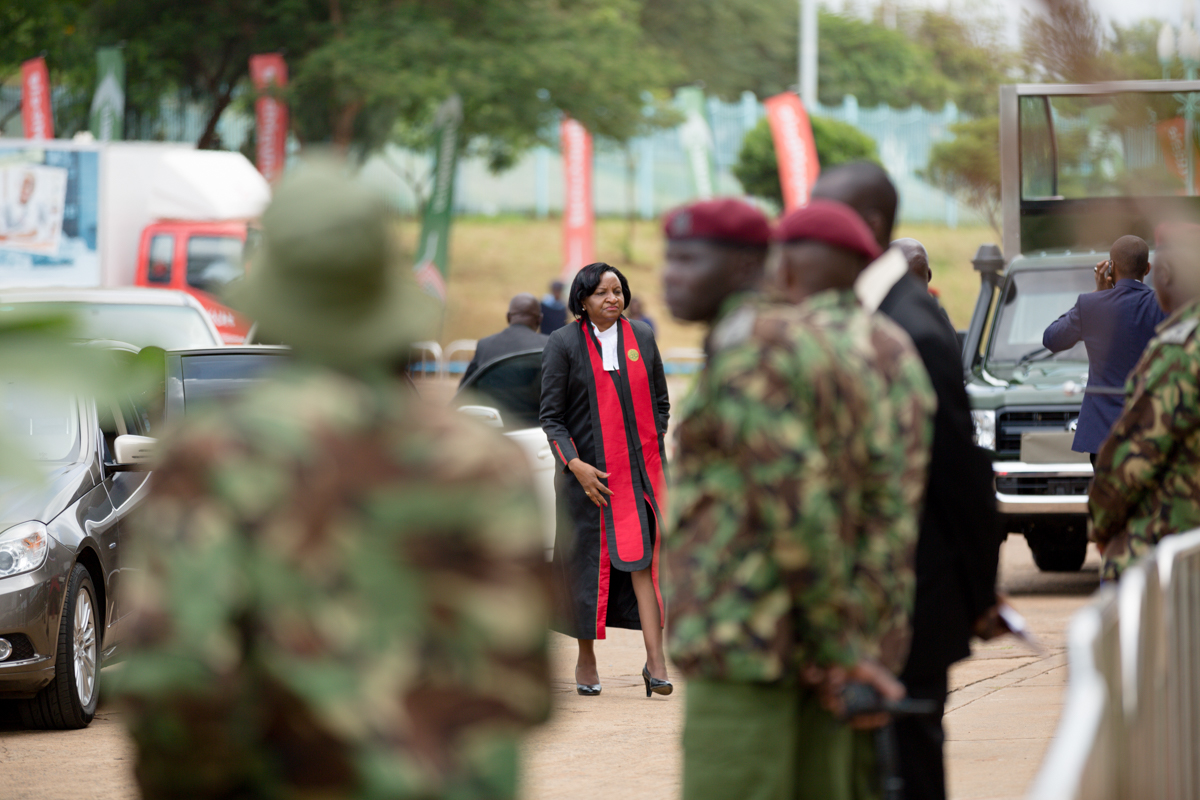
[[1029, 528, 1200, 800]]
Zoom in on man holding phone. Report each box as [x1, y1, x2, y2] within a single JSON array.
[[1043, 235, 1166, 464]]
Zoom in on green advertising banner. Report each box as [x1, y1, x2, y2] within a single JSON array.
[[89, 47, 124, 141], [413, 95, 462, 302], [676, 86, 716, 199]]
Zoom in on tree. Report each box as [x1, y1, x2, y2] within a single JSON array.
[[288, 0, 679, 163], [909, 8, 1010, 117], [925, 117, 1000, 235], [93, 0, 327, 148], [0, 0, 97, 135], [816, 11, 950, 110], [640, 0, 796, 100], [733, 114, 879, 210]]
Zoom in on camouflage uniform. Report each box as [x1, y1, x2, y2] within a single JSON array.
[[668, 290, 934, 800], [1090, 297, 1200, 580], [115, 164, 551, 800], [117, 367, 550, 799], [668, 289, 933, 680]]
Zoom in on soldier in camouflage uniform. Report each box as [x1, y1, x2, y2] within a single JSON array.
[[1090, 223, 1200, 580], [115, 165, 551, 799], [664, 198, 934, 800]]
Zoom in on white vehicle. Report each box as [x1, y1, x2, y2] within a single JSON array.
[[453, 348, 557, 555], [0, 287, 223, 350]]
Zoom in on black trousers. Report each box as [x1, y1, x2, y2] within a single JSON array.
[[894, 672, 948, 800]]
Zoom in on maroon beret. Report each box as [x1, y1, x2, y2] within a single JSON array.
[[663, 198, 771, 247], [773, 199, 883, 262]]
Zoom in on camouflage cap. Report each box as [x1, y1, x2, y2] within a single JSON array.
[[229, 162, 436, 368]]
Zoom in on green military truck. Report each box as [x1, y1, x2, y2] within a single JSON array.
[[962, 79, 1200, 571]]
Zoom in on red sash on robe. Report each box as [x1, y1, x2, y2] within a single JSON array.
[[579, 318, 667, 635]]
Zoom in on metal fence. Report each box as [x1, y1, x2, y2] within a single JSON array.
[[362, 92, 972, 225], [2, 82, 973, 225], [1028, 528, 1200, 800]]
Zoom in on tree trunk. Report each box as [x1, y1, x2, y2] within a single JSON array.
[[332, 100, 363, 152], [196, 85, 237, 150]]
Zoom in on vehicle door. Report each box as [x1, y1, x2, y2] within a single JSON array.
[[97, 385, 155, 645], [454, 349, 556, 554]]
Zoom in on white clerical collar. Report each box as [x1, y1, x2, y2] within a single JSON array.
[[592, 321, 620, 371], [854, 246, 909, 313]]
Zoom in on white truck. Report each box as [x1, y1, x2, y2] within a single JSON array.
[[0, 140, 269, 342]]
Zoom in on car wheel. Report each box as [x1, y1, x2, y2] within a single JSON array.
[[1027, 533, 1088, 572], [17, 563, 100, 729]]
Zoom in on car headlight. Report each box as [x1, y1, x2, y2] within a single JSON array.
[[971, 410, 996, 451], [0, 522, 49, 578]]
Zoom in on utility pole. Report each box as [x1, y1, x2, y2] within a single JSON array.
[[799, 0, 817, 108]]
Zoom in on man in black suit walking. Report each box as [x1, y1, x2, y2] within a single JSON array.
[[813, 163, 1003, 800], [460, 293, 550, 385]]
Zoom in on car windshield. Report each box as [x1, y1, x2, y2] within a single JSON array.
[[988, 268, 1094, 363], [0, 383, 80, 463], [187, 236, 244, 295], [181, 353, 288, 409], [0, 302, 219, 349], [1021, 90, 1200, 199]]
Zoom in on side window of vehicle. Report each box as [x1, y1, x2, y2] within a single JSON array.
[[147, 234, 174, 285], [457, 351, 543, 430]]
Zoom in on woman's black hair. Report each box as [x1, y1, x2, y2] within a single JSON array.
[[568, 262, 631, 319]]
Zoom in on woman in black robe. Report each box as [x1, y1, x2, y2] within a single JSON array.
[[539, 262, 672, 698]]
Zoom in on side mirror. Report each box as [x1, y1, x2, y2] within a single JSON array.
[[111, 434, 157, 471], [458, 405, 504, 428]]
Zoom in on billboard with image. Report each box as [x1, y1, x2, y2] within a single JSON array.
[[0, 145, 100, 287]]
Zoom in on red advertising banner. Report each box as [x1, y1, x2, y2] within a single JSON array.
[[1156, 118, 1200, 194], [561, 117, 595, 280], [250, 54, 289, 184], [21, 58, 54, 140], [764, 92, 820, 211]]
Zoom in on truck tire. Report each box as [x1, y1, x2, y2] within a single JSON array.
[[17, 564, 100, 729], [1027, 533, 1088, 572]]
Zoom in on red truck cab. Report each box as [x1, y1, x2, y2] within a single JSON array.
[[133, 220, 253, 344]]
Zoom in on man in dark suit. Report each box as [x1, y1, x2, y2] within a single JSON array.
[[460, 293, 549, 386], [1043, 235, 1165, 465], [812, 163, 1003, 800]]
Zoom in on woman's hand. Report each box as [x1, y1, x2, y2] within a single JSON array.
[[568, 459, 614, 507]]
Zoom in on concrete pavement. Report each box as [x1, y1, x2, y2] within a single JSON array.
[[520, 535, 1099, 800]]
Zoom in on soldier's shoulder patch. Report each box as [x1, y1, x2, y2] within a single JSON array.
[[1158, 316, 1199, 346], [710, 306, 756, 353]]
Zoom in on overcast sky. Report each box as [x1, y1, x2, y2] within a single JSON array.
[[829, 0, 1191, 41]]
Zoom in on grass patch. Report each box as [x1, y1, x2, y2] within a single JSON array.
[[408, 217, 996, 351]]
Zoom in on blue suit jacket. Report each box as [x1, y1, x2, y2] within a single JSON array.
[[1043, 278, 1166, 453]]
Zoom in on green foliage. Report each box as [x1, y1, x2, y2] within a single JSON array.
[[733, 115, 879, 210], [0, 0, 96, 135], [925, 117, 1000, 235], [817, 11, 950, 110], [640, 0, 796, 100], [908, 9, 1010, 117], [94, 0, 326, 148], [289, 0, 678, 162]]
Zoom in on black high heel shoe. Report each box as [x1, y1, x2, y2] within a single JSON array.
[[642, 664, 673, 697], [575, 667, 601, 696]]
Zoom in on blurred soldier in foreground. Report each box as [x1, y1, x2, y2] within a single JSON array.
[[664, 198, 933, 800], [814, 163, 1002, 800], [1090, 223, 1200, 580], [116, 165, 551, 799]]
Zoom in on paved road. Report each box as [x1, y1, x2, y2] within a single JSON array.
[[0, 535, 1097, 800]]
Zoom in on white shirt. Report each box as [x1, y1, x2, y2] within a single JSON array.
[[854, 246, 909, 313], [593, 322, 620, 371]]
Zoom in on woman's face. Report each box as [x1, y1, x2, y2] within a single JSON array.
[[583, 271, 625, 326]]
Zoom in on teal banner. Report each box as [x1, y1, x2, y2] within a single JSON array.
[[413, 96, 462, 302], [89, 47, 124, 141]]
